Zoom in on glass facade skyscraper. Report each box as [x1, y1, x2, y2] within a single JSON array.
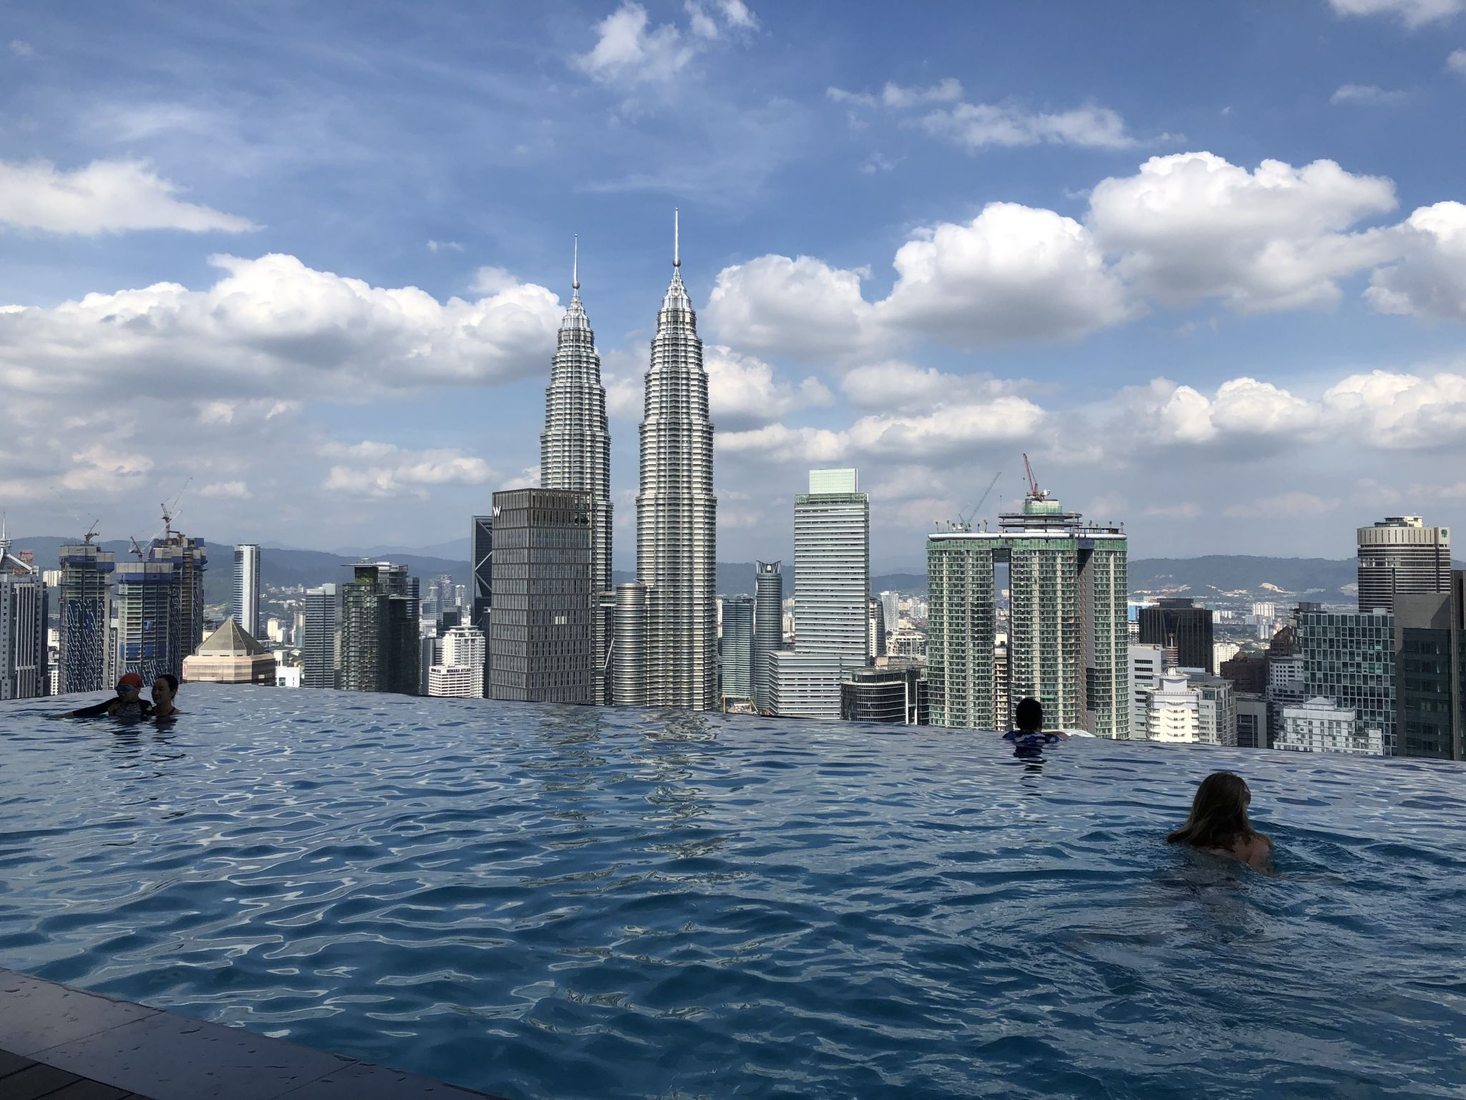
[[1393, 571, 1466, 761], [58, 539, 114, 694], [0, 533, 47, 700], [928, 484, 1128, 734], [768, 469, 870, 720], [540, 241, 612, 703], [618, 214, 717, 710], [793, 468, 869, 661], [1138, 597, 1214, 672], [752, 561, 782, 714], [1298, 608, 1395, 754], [488, 488, 595, 704], [301, 582, 340, 689], [1358, 516, 1450, 614], [340, 562, 419, 695], [233, 543, 261, 637], [719, 595, 753, 702]]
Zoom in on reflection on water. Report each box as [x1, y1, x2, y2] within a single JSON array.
[[0, 685, 1464, 1100]]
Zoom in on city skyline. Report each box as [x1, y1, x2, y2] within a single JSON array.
[[4, 2, 1466, 567]]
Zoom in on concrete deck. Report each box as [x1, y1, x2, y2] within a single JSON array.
[[0, 968, 505, 1100]]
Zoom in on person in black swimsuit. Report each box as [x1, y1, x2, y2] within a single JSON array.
[[1002, 697, 1069, 754], [57, 671, 151, 718]]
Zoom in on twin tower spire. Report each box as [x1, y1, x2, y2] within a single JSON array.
[[539, 211, 718, 711]]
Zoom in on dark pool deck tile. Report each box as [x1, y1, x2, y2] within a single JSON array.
[[0, 968, 159, 1056], [31, 1010, 357, 1100], [0, 968, 505, 1100], [274, 1060, 503, 1099]]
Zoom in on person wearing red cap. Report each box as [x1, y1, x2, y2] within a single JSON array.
[[56, 671, 153, 719]]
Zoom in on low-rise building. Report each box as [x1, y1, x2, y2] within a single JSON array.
[[1278, 696, 1384, 755], [182, 618, 276, 685]]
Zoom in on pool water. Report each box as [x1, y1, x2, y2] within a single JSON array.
[[1, 685, 1463, 1098]]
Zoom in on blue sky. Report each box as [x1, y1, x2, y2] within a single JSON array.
[[2, 0, 1466, 568]]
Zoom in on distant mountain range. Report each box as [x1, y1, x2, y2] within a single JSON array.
[[15, 535, 1445, 606]]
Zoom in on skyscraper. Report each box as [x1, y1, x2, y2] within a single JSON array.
[[768, 468, 871, 719], [752, 561, 783, 713], [927, 472, 1128, 734], [340, 562, 419, 695], [719, 595, 754, 702], [488, 488, 594, 704], [1394, 570, 1466, 760], [233, 543, 261, 638], [58, 538, 114, 694], [541, 238, 613, 703], [471, 514, 493, 696], [1138, 597, 1214, 672], [146, 523, 207, 660], [840, 660, 928, 725], [617, 211, 718, 710], [429, 624, 487, 698], [112, 557, 183, 683], [1298, 608, 1395, 753], [0, 529, 47, 699], [868, 598, 887, 659], [793, 469, 869, 659], [301, 583, 340, 689], [1358, 516, 1450, 613]]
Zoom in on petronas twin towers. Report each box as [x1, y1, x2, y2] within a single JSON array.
[[540, 215, 718, 711]]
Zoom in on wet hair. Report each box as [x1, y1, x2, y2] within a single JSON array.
[[154, 673, 179, 693], [1014, 697, 1043, 732], [1167, 771, 1257, 851]]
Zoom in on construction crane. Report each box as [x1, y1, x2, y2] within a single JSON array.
[[954, 469, 1003, 531], [155, 478, 192, 543], [128, 536, 147, 561], [82, 518, 100, 545], [1022, 452, 1048, 502]]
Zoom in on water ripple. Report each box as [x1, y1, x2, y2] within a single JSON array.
[[1, 685, 1464, 1098]]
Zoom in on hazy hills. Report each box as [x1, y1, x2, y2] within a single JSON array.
[[12, 533, 1397, 606]]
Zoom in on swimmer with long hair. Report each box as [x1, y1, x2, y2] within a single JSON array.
[[1167, 771, 1273, 872]]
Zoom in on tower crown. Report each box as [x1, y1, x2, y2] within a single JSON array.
[[560, 235, 590, 333]]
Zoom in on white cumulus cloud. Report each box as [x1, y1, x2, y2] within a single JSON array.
[[921, 102, 1136, 150], [1330, 83, 1410, 105], [0, 158, 256, 235], [1328, 0, 1465, 25], [1088, 152, 1398, 311], [878, 202, 1133, 342], [705, 254, 880, 359], [0, 253, 564, 399], [719, 394, 1044, 466], [704, 345, 831, 429], [321, 441, 495, 499], [840, 362, 1029, 412], [829, 77, 1136, 150], [576, 0, 754, 84], [1367, 201, 1466, 320]]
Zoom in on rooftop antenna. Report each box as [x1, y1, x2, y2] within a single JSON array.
[[673, 207, 680, 269]]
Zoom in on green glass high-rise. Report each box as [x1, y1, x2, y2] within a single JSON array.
[[927, 485, 1128, 735]]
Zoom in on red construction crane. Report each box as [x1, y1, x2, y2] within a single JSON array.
[[1022, 452, 1042, 500]]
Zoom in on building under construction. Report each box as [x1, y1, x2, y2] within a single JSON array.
[[58, 537, 116, 694]]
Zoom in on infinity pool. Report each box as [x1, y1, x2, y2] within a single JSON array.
[[1, 685, 1463, 1098]]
